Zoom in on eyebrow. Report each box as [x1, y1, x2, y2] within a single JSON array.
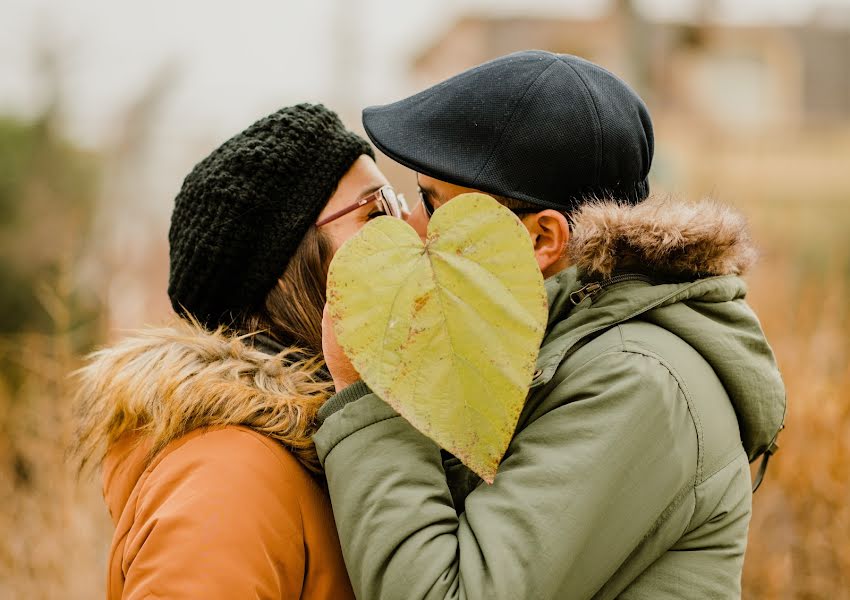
[[358, 184, 384, 201]]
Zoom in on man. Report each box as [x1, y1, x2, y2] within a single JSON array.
[[316, 51, 785, 599]]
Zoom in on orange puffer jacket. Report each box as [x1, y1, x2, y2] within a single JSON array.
[[74, 323, 355, 599], [103, 427, 353, 599]]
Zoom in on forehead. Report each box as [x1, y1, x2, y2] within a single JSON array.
[[324, 155, 388, 212]]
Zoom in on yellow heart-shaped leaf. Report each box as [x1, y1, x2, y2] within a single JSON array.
[[326, 193, 548, 482]]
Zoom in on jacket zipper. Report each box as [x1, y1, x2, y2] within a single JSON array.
[[569, 273, 653, 306]]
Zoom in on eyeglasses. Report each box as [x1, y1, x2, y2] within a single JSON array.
[[316, 185, 407, 227]]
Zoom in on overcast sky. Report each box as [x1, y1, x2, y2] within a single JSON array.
[[2, 0, 845, 329], [1, 0, 846, 225]]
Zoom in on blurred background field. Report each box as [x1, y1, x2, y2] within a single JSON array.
[[1, 0, 848, 598]]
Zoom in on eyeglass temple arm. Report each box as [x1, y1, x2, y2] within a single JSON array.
[[315, 197, 373, 227]]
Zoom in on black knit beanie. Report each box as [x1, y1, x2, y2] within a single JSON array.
[[168, 103, 374, 328]]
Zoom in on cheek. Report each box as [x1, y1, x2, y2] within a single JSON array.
[[406, 203, 429, 241], [326, 219, 365, 252]]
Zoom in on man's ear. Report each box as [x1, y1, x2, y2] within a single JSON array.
[[523, 210, 570, 277]]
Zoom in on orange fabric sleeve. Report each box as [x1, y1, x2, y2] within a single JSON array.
[[120, 428, 306, 599]]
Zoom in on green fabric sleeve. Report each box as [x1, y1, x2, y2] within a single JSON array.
[[316, 380, 372, 425], [313, 350, 699, 600]]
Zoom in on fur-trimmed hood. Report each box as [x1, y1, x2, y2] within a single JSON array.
[[73, 321, 333, 475], [567, 196, 757, 279], [535, 197, 785, 462]]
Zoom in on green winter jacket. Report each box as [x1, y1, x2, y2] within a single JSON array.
[[313, 199, 786, 600]]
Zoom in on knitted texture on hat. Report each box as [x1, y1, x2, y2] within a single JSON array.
[[168, 104, 373, 327]]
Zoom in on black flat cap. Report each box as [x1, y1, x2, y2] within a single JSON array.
[[363, 50, 654, 211]]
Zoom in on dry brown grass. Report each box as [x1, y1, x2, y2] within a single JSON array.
[[743, 258, 850, 600], [671, 122, 850, 599], [0, 332, 112, 599]]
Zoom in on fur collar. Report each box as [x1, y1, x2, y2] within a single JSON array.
[[73, 321, 332, 474], [568, 197, 757, 279]]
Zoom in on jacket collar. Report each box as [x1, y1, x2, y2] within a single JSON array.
[[74, 321, 332, 478], [567, 196, 757, 281]]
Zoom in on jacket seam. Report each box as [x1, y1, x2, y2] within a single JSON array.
[[551, 325, 705, 485], [558, 342, 700, 562], [536, 275, 739, 385], [696, 449, 748, 488], [641, 476, 697, 549], [561, 58, 603, 183], [471, 58, 558, 187], [549, 337, 703, 490], [612, 331, 705, 485], [523, 337, 626, 424], [684, 452, 749, 534], [554, 338, 626, 380], [605, 341, 704, 554]]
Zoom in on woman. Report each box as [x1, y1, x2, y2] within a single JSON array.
[[73, 104, 402, 599]]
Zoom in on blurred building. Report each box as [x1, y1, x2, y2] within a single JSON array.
[[410, 2, 850, 133]]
